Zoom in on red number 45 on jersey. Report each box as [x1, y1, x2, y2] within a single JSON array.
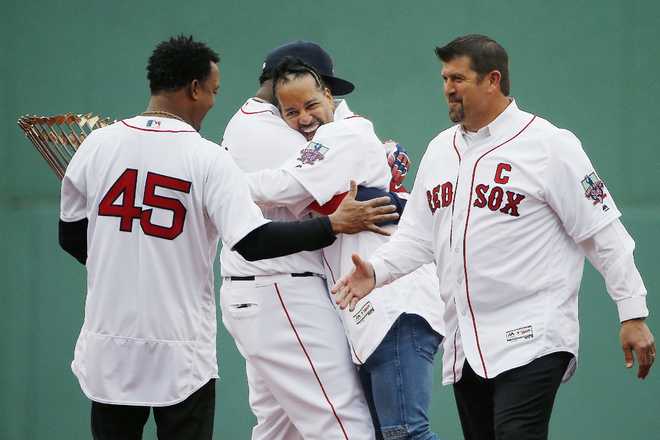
[[98, 169, 192, 240]]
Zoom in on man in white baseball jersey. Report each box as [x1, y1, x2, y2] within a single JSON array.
[[245, 56, 446, 440], [332, 34, 656, 440], [219, 41, 382, 440], [57, 36, 398, 440]]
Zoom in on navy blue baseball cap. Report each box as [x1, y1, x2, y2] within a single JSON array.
[[262, 41, 355, 96]]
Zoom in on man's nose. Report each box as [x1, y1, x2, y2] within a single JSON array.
[[444, 80, 453, 96], [298, 112, 314, 126]]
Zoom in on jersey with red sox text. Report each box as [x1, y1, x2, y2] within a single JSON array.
[[219, 98, 325, 277], [248, 101, 445, 363], [60, 116, 269, 405], [370, 100, 648, 384]]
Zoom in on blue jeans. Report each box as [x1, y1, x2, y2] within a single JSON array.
[[359, 313, 443, 440]]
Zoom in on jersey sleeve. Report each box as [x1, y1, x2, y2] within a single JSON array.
[[60, 137, 91, 222], [578, 219, 648, 321], [285, 121, 374, 205], [246, 168, 315, 210], [370, 154, 436, 286], [542, 129, 621, 243], [204, 149, 270, 249]]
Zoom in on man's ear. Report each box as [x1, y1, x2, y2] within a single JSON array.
[[487, 70, 502, 94], [323, 86, 334, 102], [189, 79, 201, 101]]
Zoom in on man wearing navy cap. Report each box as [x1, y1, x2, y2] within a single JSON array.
[[218, 42, 377, 440], [241, 49, 446, 440]]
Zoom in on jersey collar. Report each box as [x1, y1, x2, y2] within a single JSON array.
[[123, 115, 197, 133], [460, 98, 526, 142], [240, 98, 280, 116], [333, 99, 354, 119]]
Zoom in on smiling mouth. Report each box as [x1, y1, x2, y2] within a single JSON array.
[[300, 122, 320, 140]]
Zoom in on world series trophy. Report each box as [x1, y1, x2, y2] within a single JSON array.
[[17, 113, 113, 180]]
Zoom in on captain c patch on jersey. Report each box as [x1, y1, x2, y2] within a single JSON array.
[[296, 141, 329, 167], [581, 171, 609, 211]]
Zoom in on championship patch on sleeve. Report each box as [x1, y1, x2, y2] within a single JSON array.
[[581, 171, 609, 211], [296, 141, 329, 168]]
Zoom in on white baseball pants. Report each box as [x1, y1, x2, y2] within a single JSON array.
[[220, 274, 375, 440]]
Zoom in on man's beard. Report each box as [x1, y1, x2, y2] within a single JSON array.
[[448, 102, 464, 123]]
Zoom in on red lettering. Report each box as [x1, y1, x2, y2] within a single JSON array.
[[98, 169, 141, 232], [441, 182, 453, 207], [426, 189, 436, 214], [473, 184, 489, 208], [141, 172, 192, 240], [487, 186, 504, 211], [98, 169, 192, 240], [500, 191, 526, 217], [494, 163, 512, 184]]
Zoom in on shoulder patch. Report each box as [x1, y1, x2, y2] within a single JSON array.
[[581, 171, 609, 211], [296, 141, 329, 167]]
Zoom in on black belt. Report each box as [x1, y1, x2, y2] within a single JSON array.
[[229, 272, 317, 281]]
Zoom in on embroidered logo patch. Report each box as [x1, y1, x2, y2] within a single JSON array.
[[353, 301, 375, 325], [296, 141, 329, 167], [506, 325, 534, 343], [581, 172, 609, 211], [146, 119, 161, 128]]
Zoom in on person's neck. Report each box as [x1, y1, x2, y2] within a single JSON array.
[[255, 81, 274, 104], [463, 96, 511, 132], [145, 95, 195, 129]]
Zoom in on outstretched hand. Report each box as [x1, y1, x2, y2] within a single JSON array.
[[331, 253, 376, 311], [328, 181, 399, 236], [620, 318, 655, 379]]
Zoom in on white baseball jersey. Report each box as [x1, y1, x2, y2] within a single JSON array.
[[60, 115, 269, 406], [219, 99, 375, 439], [248, 100, 445, 363], [369, 100, 648, 384], [219, 98, 324, 277]]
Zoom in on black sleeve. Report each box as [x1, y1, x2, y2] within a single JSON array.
[[355, 186, 407, 225], [59, 218, 88, 265], [233, 216, 336, 262]]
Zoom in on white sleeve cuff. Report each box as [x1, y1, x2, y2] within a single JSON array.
[[371, 257, 393, 288], [617, 295, 649, 322]]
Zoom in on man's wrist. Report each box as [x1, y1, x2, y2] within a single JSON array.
[[320, 216, 338, 236], [370, 257, 390, 287]]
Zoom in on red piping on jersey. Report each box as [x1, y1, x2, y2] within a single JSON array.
[[344, 115, 365, 120], [322, 251, 364, 364], [461, 115, 537, 379], [449, 130, 462, 247], [239, 103, 275, 115], [322, 251, 337, 285], [274, 283, 350, 440], [120, 120, 196, 133]]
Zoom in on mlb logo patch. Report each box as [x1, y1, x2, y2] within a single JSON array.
[[581, 171, 609, 210], [296, 141, 329, 167], [146, 119, 161, 128]]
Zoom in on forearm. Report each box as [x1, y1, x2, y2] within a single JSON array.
[[59, 218, 87, 265], [579, 219, 648, 321], [309, 187, 406, 224], [233, 217, 335, 261], [247, 169, 314, 207], [370, 227, 434, 287]]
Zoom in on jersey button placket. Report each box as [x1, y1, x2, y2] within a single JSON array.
[[455, 154, 472, 318]]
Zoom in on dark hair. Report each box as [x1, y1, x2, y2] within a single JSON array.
[[147, 35, 220, 94], [258, 70, 271, 85], [435, 34, 510, 96], [271, 56, 328, 98]]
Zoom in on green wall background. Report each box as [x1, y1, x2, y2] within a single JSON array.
[[2, 1, 658, 438]]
